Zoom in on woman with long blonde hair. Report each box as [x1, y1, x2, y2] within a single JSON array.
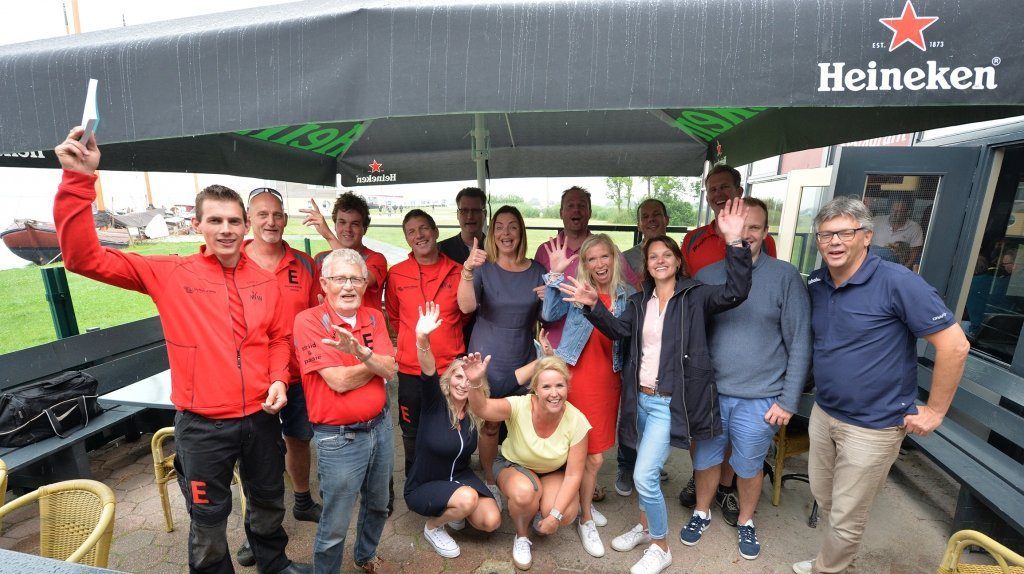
[[541, 233, 636, 558]]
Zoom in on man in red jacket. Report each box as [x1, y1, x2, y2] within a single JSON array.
[[53, 127, 308, 574], [233, 188, 322, 567], [384, 209, 465, 479]]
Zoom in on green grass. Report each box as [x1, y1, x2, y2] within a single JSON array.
[[1, 216, 640, 354]]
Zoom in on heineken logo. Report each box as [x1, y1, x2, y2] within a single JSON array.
[[236, 122, 366, 158], [356, 159, 397, 184], [0, 150, 44, 159], [672, 108, 767, 143], [817, 0, 999, 92]]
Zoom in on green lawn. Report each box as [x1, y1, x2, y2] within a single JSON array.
[[1, 217, 640, 354]]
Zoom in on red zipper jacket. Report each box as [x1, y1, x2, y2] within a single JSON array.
[[244, 239, 319, 384], [384, 253, 466, 375], [55, 170, 292, 419]]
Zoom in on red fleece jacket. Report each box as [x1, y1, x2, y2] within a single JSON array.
[[54, 170, 291, 419]]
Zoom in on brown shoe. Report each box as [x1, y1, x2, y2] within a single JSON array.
[[356, 556, 396, 573], [592, 485, 606, 502]]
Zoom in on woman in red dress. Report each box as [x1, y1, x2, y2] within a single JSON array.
[[541, 233, 635, 558]]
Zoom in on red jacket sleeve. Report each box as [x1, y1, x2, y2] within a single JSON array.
[[54, 170, 170, 299], [384, 270, 400, 331], [266, 284, 293, 384]]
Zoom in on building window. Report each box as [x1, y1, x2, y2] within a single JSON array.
[[964, 146, 1024, 364]]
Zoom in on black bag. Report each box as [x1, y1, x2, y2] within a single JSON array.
[[0, 371, 104, 447]]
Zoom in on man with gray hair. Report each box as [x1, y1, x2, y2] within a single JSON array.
[[293, 249, 398, 574], [792, 196, 969, 574]]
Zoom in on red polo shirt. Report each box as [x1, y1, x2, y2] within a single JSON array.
[[293, 303, 394, 425], [682, 221, 777, 277]]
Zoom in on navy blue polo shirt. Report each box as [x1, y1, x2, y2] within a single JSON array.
[[808, 255, 956, 429]]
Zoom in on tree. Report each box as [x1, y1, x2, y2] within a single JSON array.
[[606, 177, 633, 213]]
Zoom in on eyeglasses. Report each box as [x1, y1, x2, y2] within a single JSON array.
[[324, 275, 367, 287], [815, 228, 866, 244], [457, 208, 485, 216]]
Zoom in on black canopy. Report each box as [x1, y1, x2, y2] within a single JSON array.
[[1, 0, 1021, 184]]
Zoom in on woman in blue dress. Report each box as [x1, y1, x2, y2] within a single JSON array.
[[404, 302, 501, 558], [457, 205, 546, 504]]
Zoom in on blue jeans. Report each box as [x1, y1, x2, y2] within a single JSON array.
[[633, 393, 673, 540], [313, 419, 394, 574]]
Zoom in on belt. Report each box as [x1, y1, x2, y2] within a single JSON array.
[[640, 386, 671, 397], [312, 406, 389, 434]]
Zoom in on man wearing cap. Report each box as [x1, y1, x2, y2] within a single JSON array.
[[52, 127, 308, 574], [233, 187, 323, 566], [294, 249, 398, 574], [303, 192, 388, 312]]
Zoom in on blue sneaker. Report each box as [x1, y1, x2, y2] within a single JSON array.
[[678, 511, 711, 546], [737, 521, 760, 560]]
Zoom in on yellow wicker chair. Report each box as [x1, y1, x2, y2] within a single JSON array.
[[937, 530, 1024, 573], [770, 422, 811, 506], [0, 459, 7, 529], [152, 427, 246, 532], [0, 479, 116, 567]]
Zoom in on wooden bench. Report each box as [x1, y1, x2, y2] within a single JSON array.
[[0, 316, 168, 490], [908, 356, 1024, 552]]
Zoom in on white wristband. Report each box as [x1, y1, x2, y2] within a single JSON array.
[[549, 508, 563, 521]]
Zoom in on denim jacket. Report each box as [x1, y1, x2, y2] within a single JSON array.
[[542, 273, 634, 371]]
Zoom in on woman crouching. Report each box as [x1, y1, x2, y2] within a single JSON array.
[[464, 353, 590, 570], [404, 302, 501, 558]]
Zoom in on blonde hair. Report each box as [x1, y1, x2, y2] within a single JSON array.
[[528, 356, 571, 393], [439, 358, 489, 432], [576, 234, 625, 298], [484, 205, 528, 264]]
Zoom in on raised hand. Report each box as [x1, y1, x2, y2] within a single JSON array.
[[322, 325, 362, 356], [464, 237, 488, 271], [415, 302, 443, 337], [716, 198, 750, 244], [538, 328, 554, 356], [543, 235, 579, 274], [558, 276, 599, 308], [300, 199, 331, 235], [55, 126, 101, 174], [462, 352, 492, 382]]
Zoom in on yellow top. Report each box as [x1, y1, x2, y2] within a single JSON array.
[[499, 395, 591, 474]]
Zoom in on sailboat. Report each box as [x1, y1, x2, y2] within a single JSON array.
[[1, 219, 130, 265]]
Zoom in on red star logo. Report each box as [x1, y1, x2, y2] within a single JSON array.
[[368, 160, 383, 173], [879, 0, 938, 52]]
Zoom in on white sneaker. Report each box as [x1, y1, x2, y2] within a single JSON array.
[[612, 523, 652, 552], [447, 518, 466, 531], [512, 536, 533, 570], [487, 483, 504, 513], [577, 519, 606, 558], [423, 524, 460, 558], [630, 544, 672, 574], [792, 560, 814, 574], [591, 504, 608, 527]]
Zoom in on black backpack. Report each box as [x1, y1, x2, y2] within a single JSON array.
[[0, 371, 104, 448]]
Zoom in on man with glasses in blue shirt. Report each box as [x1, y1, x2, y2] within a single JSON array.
[[439, 187, 487, 264], [792, 196, 969, 574]]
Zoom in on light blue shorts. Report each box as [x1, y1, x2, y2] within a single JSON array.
[[693, 395, 779, 478]]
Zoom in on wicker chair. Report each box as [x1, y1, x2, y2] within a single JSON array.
[[937, 530, 1024, 573], [152, 427, 246, 532], [0, 479, 116, 567], [0, 459, 7, 529]]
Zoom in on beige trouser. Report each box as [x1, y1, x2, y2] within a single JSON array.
[[807, 403, 906, 573]]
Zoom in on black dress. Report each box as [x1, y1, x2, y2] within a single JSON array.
[[403, 372, 493, 517]]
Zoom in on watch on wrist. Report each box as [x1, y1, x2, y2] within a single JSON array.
[[726, 239, 743, 246], [549, 508, 563, 521]]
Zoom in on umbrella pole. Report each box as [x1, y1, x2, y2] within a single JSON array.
[[472, 113, 489, 193]]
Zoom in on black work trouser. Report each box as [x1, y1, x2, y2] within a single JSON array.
[[396, 372, 422, 477], [174, 409, 289, 574]]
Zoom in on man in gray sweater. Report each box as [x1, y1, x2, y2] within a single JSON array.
[[678, 197, 812, 561]]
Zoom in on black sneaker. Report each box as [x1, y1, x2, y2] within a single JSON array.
[[715, 487, 740, 527], [293, 502, 323, 522], [737, 522, 760, 560], [678, 475, 696, 507], [236, 540, 255, 567]]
